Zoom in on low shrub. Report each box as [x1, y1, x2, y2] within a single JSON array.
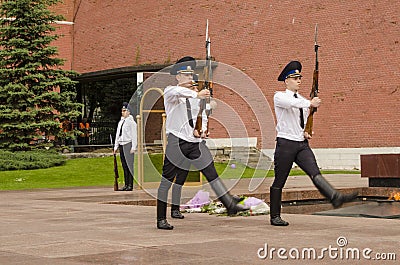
[[0, 150, 66, 171]]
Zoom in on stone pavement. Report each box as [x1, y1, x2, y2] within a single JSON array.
[[0, 174, 399, 264]]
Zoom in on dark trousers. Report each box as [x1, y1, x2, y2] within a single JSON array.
[[157, 134, 218, 219], [171, 168, 190, 208], [120, 142, 134, 187], [272, 137, 321, 189]]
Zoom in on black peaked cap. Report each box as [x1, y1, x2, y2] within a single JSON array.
[[170, 56, 196, 75], [277, 61, 302, 81]]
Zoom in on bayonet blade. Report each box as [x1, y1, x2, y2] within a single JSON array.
[[314, 23, 320, 52], [205, 19, 209, 43], [314, 24, 318, 45]]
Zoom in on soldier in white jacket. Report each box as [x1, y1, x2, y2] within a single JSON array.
[[156, 56, 248, 230], [113, 102, 137, 191], [270, 61, 357, 226]]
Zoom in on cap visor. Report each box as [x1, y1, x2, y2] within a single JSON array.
[[286, 73, 302, 79]]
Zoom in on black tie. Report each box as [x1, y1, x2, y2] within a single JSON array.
[[294, 93, 304, 129], [186, 99, 194, 128], [119, 120, 125, 136]]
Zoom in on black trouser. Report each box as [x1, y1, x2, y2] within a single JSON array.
[[157, 134, 218, 219], [171, 167, 190, 210], [272, 137, 321, 189], [120, 142, 134, 187]]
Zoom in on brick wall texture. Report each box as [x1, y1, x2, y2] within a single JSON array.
[[54, 0, 399, 149]]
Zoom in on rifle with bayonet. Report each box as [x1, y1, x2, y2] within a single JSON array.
[[110, 134, 119, 191], [304, 24, 320, 136], [194, 19, 213, 138]]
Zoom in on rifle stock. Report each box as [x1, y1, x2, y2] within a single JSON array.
[[304, 70, 318, 135], [113, 153, 119, 191], [110, 134, 119, 191], [304, 115, 313, 136], [194, 109, 204, 134]]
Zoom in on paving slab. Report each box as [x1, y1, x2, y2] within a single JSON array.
[[0, 174, 399, 264]]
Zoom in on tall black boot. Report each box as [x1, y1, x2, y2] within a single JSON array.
[[171, 205, 184, 219], [312, 174, 358, 208], [210, 178, 249, 215], [171, 184, 184, 219], [156, 178, 173, 230], [269, 186, 289, 226], [126, 173, 133, 191], [119, 171, 129, 191], [157, 199, 173, 230]]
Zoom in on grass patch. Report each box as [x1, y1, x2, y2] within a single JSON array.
[[0, 154, 360, 191], [0, 156, 119, 190]]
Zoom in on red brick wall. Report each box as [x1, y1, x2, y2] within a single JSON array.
[[50, 0, 76, 70], [58, 0, 400, 149], [52, 24, 74, 70], [51, 0, 76, 21]]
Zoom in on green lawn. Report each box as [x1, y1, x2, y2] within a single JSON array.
[[0, 154, 360, 191]]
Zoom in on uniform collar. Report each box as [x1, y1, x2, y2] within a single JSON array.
[[286, 89, 297, 97]]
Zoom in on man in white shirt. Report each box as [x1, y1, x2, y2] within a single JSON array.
[[270, 61, 357, 226], [113, 102, 137, 191], [157, 56, 248, 230], [170, 75, 208, 220]]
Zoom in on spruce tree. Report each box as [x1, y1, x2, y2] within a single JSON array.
[[0, 0, 81, 151]]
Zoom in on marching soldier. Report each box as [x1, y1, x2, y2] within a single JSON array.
[[169, 74, 207, 220], [156, 56, 248, 230], [270, 61, 358, 226]]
